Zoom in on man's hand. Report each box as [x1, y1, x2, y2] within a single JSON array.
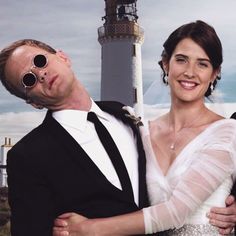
[[208, 195, 236, 235], [53, 212, 89, 236], [53, 213, 122, 236]]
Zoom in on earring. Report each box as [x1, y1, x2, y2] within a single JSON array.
[[210, 82, 214, 93], [164, 71, 169, 85], [164, 76, 168, 85]]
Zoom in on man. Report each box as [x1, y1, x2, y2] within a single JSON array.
[[0, 39, 235, 236]]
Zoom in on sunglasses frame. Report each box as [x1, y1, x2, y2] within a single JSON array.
[[21, 54, 48, 89]]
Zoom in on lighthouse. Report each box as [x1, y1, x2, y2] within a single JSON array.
[[98, 0, 144, 117]]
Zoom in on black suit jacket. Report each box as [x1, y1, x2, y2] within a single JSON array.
[[7, 101, 149, 236], [230, 112, 236, 196]]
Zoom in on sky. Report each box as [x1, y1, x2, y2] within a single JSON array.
[[0, 0, 236, 144]]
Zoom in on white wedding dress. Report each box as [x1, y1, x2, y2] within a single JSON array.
[[141, 119, 236, 235]]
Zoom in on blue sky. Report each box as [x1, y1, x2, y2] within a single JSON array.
[[0, 0, 236, 143]]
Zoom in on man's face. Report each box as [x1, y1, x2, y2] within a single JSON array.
[[5, 45, 75, 108]]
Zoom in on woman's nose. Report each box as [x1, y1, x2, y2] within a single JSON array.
[[184, 64, 196, 78]]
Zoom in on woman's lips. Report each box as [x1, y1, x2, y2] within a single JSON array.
[[179, 80, 199, 89]]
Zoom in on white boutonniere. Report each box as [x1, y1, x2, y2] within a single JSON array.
[[122, 106, 143, 127]]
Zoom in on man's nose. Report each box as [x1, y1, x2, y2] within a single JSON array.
[[31, 67, 47, 82], [38, 70, 47, 82]]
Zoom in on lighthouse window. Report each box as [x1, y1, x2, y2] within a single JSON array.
[[132, 44, 136, 57], [133, 88, 137, 103]]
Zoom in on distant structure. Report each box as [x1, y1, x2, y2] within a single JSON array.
[[98, 0, 144, 116], [0, 138, 12, 187]]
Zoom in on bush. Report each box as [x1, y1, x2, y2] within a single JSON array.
[[0, 221, 10, 236], [0, 187, 10, 235]]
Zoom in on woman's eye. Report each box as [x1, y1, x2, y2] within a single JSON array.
[[176, 57, 186, 63], [198, 62, 209, 68]]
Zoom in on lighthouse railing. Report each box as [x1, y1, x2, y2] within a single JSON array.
[[98, 22, 144, 40]]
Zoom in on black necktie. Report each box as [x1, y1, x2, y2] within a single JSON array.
[[87, 112, 134, 201]]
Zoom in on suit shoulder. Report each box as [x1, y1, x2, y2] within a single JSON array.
[[95, 101, 125, 109], [10, 122, 47, 151]]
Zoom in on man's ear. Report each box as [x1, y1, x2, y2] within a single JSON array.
[[26, 100, 44, 110], [31, 103, 44, 110], [56, 49, 72, 67]]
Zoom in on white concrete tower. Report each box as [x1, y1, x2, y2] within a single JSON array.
[[98, 0, 144, 117], [0, 137, 12, 187]]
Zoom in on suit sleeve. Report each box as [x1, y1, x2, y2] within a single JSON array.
[[230, 180, 236, 196], [7, 148, 55, 236], [230, 113, 236, 196]]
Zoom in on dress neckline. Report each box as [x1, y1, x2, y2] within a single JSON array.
[[146, 118, 230, 177]]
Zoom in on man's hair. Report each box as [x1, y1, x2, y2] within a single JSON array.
[[0, 39, 56, 99]]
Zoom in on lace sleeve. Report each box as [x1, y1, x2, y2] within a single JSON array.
[[143, 121, 236, 234]]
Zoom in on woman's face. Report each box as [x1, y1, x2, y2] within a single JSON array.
[[165, 38, 218, 103]]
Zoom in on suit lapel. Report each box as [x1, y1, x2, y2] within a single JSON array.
[[42, 111, 134, 203], [96, 101, 149, 208]]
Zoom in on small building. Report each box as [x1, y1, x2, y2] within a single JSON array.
[[0, 138, 13, 187]]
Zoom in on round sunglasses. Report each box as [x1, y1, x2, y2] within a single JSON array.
[[21, 54, 48, 88]]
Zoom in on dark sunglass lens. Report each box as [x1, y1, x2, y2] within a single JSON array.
[[34, 54, 47, 68], [23, 73, 37, 87]]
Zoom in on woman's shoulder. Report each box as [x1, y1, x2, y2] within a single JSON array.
[[208, 118, 236, 130], [143, 114, 167, 134], [203, 118, 236, 146]]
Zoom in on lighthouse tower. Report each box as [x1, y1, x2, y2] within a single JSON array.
[[98, 0, 144, 116]]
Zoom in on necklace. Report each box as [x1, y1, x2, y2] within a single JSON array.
[[169, 110, 205, 151], [170, 131, 184, 150]]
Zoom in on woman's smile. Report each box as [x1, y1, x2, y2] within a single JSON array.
[[178, 80, 200, 90]]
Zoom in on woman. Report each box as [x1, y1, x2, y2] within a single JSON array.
[[53, 20, 236, 235]]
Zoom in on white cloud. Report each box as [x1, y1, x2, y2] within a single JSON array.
[[0, 111, 45, 145], [1, 0, 236, 141]]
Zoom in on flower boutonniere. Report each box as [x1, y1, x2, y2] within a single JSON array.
[[122, 106, 144, 127]]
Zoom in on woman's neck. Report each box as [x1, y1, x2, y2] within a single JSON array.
[[168, 102, 208, 132]]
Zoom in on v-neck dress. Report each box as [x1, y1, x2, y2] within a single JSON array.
[[141, 119, 236, 235]]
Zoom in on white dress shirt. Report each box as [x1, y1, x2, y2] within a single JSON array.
[[52, 100, 139, 205]]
